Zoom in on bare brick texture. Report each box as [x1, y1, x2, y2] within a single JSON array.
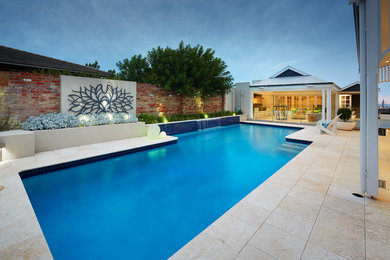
[[0, 71, 60, 122], [0, 73, 224, 124], [136, 83, 224, 115]]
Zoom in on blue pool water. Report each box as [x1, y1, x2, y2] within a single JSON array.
[[22, 124, 307, 260]]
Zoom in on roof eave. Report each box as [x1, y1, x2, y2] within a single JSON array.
[[250, 82, 335, 88], [0, 61, 111, 77]]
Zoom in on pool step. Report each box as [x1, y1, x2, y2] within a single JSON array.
[[277, 143, 306, 153]]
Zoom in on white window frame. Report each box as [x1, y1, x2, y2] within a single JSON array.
[[339, 94, 352, 108]]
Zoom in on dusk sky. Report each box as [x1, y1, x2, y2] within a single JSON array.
[[0, 0, 374, 95]]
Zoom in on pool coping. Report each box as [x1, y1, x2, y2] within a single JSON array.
[[169, 121, 317, 259], [19, 139, 177, 179], [0, 135, 178, 259], [169, 121, 376, 260], [1, 122, 377, 260], [0, 122, 311, 259]]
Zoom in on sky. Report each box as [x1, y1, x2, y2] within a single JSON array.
[[1, 0, 383, 99]]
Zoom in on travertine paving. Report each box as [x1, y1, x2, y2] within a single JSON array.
[[170, 122, 390, 260], [1, 123, 390, 259], [0, 136, 177, 259]]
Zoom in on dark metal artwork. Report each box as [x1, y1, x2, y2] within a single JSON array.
[[68, 83, 133, 115]]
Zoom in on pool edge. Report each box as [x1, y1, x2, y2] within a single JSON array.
[[19, 139, 178, 179]]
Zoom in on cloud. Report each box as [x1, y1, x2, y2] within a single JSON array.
[[0, 0, 359, 86]]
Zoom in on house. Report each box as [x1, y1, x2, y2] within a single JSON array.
[[340, 81, 360, 118], [0, 45, 110, 76], [234, 66, 341, 123]]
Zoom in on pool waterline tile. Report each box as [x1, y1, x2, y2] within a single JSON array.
[[0, 136, 178, 259], [170, 123, 387, 260], [1, 122, 390, 259]]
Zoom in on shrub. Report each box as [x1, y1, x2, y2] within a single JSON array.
[[137, 114, 160, 124], [77, 113, 138, 127], [137, 111, 237, 124], [22, 113, 79, 130], [337, 108, 352, 122], [0, 108, 20, 131], [22, 113, 138, 131]]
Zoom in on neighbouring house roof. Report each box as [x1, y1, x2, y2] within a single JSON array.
[[341, 81, 360, 92], [0, 45, 111, 76], [251, 66, 338, 88]]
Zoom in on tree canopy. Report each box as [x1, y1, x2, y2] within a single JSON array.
[[116, 54, 151, 83], [116, 41, 234, 99], [85, 61, 100, 69]]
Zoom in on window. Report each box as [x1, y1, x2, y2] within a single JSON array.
[[340, 94, 351, 108]]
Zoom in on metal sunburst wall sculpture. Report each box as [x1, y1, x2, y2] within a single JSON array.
[[68, 83, 134, 115]]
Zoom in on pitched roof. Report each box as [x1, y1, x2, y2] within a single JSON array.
[[0, 45, 111, 76], [270, 66, 309, 78], [251, 66, 337, 88], [341, 81, 360, 92]]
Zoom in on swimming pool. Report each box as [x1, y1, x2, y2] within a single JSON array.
[[22, 124, 307, 259]]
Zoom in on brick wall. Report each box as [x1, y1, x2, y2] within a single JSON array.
[[0, 71, 60, 122], [136, 82, 224, 115], [0, 74, 224, 124]]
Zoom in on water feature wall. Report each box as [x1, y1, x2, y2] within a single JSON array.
[[158, 116, 240, 135]]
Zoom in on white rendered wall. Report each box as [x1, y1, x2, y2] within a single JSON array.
[[0, 130, 35, 160], [224, 91, 235, 111], [234, 82, 251, 115], [60, 75, 137, 116], [34, 122, 146, 153]]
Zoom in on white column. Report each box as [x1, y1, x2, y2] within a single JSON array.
[[306, 96, 309, 109], [249, 91, 254, 119], [327, 89, 331, 122], [299, 96, 302, 109], [292, 96, 295, 108], [322, 90, 325, 123], [335, 92, 339, 114], [314, 96, 318, 107], [359, 1, 367, 194], [365, 0, 379, 197]]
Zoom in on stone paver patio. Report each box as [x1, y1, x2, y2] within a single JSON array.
[[170, 122, 390, 260], [1, 122, 389, 259]]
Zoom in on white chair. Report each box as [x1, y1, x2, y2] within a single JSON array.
[[316, 114, 341, 135]]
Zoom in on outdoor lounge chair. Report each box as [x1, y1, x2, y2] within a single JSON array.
[[316, 114, 341, 135]]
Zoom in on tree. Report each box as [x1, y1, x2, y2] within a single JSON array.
[[106, 69, 120, 80], [116, 55, 151, 83], [85, 61, 100, 69], [116, 41, 234, 111]]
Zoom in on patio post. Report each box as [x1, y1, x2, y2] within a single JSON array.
[[322, 89, 326, 122], [250, 91, 254, 119], [358, 0, 379, 196], [364, 0, 379, 197], [306, 96, 309, 109], [327, 88, 331, 122]]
